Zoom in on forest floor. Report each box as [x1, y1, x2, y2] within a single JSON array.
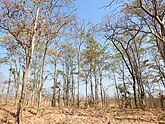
[[0, 103, 165, 124]]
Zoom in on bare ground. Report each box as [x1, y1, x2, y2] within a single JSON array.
[[0, 103, 165, 124]]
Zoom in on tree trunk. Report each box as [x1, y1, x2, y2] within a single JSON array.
[[57, 88, 61, 107], [15, 68, 20, 105], [6, 63, 12, 104], [77, 48, 81, 108], [37, 38, 50, 115], [16, 65, 30, 124], [62, 65, 66, 107], [37, 86, 42, 116], [94, 68, 98, 104], [113, 73, 120, 107], [66, 76, 69, 107], [85, 74, 88, 108], [52, 62, 57, 107], [31, 57, 37, 106], [71, 67, 75, 106], [99, 66, 104, 107], [90, 67, 94, 104], [160, 24, 165, 64], [132, 77, 137, 108]]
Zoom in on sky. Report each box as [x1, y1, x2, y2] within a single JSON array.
[[75, 0, 110, 24]]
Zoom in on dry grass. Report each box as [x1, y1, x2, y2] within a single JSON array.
[[0, 102, 165, 124]]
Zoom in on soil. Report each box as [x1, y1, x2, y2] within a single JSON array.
[[0, 103, 165, 124]]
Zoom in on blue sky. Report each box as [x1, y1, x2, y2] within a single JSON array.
[[75, 0, 110, 24]]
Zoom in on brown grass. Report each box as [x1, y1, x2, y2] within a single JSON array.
[[0, 103, 165, 124]]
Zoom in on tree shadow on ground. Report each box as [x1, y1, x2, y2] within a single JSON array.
[[0, 118, 13, 124], [0, 107, 16, 118]]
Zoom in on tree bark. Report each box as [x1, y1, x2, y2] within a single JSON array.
[[77, 48, 81, 108], [99, 65, 104, 107], [90, 66, 94, 104], [52, 62, 57, 107], [94, 67, 98, 104], [113, 73, 120, 107], [71, 66, 75, 106], [85, 74, 88, 108], [16, 64, 30, 124], [14, 64, 20, 105], [6, 63, 12, 104]]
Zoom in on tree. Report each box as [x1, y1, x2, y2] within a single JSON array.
[[48, 42, 62, 107], [0, 0, 74, 123], [83, 26, 105, 105], [106, 0, 165, 74], [73, 21, 90, 107], [104, 23, 150, 108], [104, 0, 165, 108], [61, 42, 76, 107]]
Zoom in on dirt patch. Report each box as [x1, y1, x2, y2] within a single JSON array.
[[0, 104, 165, 124]]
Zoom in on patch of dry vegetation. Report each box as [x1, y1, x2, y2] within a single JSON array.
[[0, 103, 165, 124]]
